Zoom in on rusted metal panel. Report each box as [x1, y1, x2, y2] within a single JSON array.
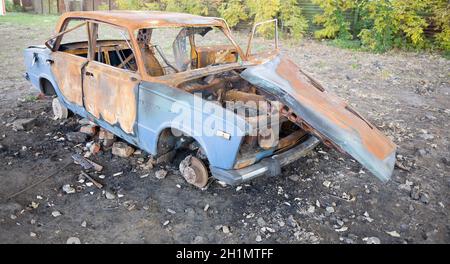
[[55, 11, 226, 32], [83, 62, 139, 134], [241, 55, 397, 182], [195, 45, 238, 68], [50, 51, 87, 106]]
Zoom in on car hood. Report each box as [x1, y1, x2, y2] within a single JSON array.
[[240, 55, 396, 182]]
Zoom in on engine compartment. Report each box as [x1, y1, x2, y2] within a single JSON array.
[[177, 70, 310, 169]]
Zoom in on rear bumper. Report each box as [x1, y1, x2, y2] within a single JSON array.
[[210, 136, 320, 185]]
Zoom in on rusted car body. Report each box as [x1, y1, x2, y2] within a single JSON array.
[[23, 11, 396, 187]]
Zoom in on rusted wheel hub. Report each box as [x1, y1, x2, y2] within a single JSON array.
[[52, 97, 68, 119], [179, 155, 209, 188]]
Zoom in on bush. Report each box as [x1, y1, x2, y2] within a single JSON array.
[[245, 0, 307, 40], [161, 0, 208, 15], [312, 0, 354, 40], [5, 0, 22, 12], [115, 0, 161, 11], [247, 0, 280, 38], [218, 0, 248, 28], [279, 0, 308, 39], [358, 0, 429, 52], [431, 0, 450, 51], [116, 0, 143, 10]]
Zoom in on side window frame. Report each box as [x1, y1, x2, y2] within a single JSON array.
[[45, 18, 89, 52], [86, 20, 141, 74]]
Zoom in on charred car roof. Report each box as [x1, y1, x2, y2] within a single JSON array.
[[57, 11, 226, 30]]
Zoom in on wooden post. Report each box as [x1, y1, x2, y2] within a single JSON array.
[[0, 0, 6, 16], [92, 0, 94, 11], [108, 0, 111, 10]]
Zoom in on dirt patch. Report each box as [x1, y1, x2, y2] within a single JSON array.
[[0, 19, 449, 244]]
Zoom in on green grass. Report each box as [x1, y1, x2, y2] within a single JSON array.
[[0, 12, 59, 28]]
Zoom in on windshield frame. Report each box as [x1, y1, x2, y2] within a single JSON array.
[[134, 23, 246, 82]]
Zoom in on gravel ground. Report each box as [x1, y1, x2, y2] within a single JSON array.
[[0, 15, 449, 244]]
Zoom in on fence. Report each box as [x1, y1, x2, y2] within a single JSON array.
[[22, 0, 114, 14]]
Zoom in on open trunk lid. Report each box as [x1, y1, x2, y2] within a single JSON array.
[[241, 55, 396, 182]]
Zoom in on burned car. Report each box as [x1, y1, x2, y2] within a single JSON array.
[[24, 11, 396, 188]]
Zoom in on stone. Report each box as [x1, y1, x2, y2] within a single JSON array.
[[419, 192, 430, 204], [425, 114, 436, 120], [322, 180, 332, 188], [335, 226, 348, 232], [420, 133, 434, 140], [398, 183, 412, 192], [112, 142, 134, 157], [105, 190, 116, 200], [416, 149, 427, 157], [326, 206, 335, 213], [256, 235, 262, 242], [66, 132, 88, 143], [257, 217, 266, 227], [193, 236, 205, 244], [51, 211, 61, 217], [98, 128, 115, 140], [89, 142, 101, 154], [410, 186, 420, 200], [99, 129, 116, 147], [103, 138, 116, 148], [141, 157, 156, 170], [66, 237, 81, 244], [287, 215, 299, 228], [12, 118, 36, 131], [222, 225, 231, 234], [288, 175, 299, 182], [79, 125, 98, 136], [62, 184, 75, 194], [363, 237, 381, 244], [155, 169, 168, 179], [386, 231, 401, 238], [78, 118, 96, 126]]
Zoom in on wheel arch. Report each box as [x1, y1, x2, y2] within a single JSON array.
[[39, 76, 56, 96], [155, 126, 212, 163]]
